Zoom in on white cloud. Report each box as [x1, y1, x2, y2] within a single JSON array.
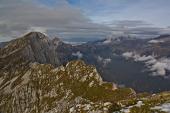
[[148, 39, 164, 44], [115, 0, 170, 27], [1, 0, 170, 42], [147, 58, 170, 76], [97, 56, 111, 66], [122, 52, 170, 77], [103, 58, 111, 66], [103, 38, 112, 44], [72, 51, 83, 59], [97, 56, 103, 62], [28, 27, 47, 34], [122, 52, 133, 59], [151, 62, 167, 76], [0, 0, 111, 41], [135, 55, 153, 62], [107, 20, 170, 39]]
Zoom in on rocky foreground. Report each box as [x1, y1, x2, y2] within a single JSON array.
[[0, 59, 136, 113], [0, 32, 170, 113]]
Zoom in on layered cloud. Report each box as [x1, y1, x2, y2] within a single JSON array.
[[83, 0, 170, 27], [0, 0, 111, 41], [122, 52, 170, 77], [109, 21, 170, 39], [0, 0, 170, 42]]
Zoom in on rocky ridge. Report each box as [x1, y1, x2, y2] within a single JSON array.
[[1, 32, 170, 113], [0, 59, 136, 113]]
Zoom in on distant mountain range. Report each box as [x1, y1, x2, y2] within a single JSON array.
[[1, 32, 170, 93], [1, 32, 170, 113]]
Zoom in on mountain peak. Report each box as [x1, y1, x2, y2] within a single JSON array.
[[23, 32, 49, 42], [24, 31, 47, 37], [0, 32, 60, 69]]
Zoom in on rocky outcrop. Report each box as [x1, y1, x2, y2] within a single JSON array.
[[0, 59, 138, 113]]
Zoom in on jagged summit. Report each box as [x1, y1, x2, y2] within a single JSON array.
[[0, 32, 49, 52], [0, 32, 60, 70], [24, 31, 48, 39]]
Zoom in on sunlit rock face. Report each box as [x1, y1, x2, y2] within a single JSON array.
[[0, 58, 137, 113]]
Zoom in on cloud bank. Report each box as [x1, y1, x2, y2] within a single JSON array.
[[0, 0, 111, 41], [122, 52, 170, 77], [1, 0, 170, 42]]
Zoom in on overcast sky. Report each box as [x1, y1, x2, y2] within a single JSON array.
[[0, 0, 170, 42]]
